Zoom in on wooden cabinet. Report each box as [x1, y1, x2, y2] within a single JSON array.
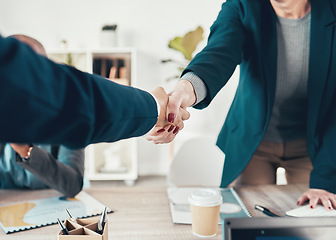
[[48, 48, 138, 185]]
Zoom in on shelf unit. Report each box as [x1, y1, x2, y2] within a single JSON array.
[[47, 48, 138, 185]]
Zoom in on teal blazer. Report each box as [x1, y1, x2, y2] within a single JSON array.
[[0, 36, 158, 149], [183, 0, 336, 193]]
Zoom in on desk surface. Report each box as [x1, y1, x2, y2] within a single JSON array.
[[0, 184, 308, 240]]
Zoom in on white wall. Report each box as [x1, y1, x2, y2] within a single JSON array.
[[0, 0, 239, 175]]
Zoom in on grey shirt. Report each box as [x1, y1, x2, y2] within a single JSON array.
[[263, 12, 311, 142]]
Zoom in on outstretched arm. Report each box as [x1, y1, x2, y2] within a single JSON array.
[[0, 35, 160, 148], [298, 90, 336, 210]]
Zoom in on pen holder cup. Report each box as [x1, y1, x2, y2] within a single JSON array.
[[58, 219, 108, 240]]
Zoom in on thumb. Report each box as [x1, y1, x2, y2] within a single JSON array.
[[167, 91, 184, 123]]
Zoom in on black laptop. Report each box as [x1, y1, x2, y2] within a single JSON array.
[[223, 217, 336, 240]]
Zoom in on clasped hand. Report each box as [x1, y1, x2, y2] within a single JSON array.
[[148, 81, 196, 144]]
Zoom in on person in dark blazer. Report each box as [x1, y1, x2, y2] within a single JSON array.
[[0, 35, 84, 198], [0, 34, 189, 149], [148, 0, 336, 209]]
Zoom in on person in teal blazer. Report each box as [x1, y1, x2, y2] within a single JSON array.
[[0, 35, 187, 149], [149, 0, 336, 209]]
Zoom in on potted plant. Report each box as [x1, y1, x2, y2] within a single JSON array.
[[162, 26, 204, 81]]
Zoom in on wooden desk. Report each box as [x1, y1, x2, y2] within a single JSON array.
[[0, 184, 308, 240]]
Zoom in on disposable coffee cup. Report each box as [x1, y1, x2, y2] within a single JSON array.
[[188, 189, 223, 238]]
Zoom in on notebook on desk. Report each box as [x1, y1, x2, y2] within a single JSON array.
[[223, 217, 336, 240]]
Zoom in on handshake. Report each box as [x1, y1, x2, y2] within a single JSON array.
[[147, 80, 197, 144]]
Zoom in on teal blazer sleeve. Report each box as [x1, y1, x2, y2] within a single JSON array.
[[309, 76, 336, 193], [182, 0, 245, 109], [0, 35, 158, 148]]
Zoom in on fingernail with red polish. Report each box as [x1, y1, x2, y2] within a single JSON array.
[[173, 126, 179, 134], [168, 113, 175, 123], [168, 125, 174, 132], [329, 207, 332, 210], [157, 128, 165, 133], [310, 205, 313, 209], [297, 201, 300, 205]]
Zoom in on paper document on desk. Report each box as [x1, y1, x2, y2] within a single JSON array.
[[286, 205, 336, 217], [0, 191, 112, 234], [167, 187, 251, 224]]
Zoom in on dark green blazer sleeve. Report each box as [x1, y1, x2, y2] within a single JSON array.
[[0, 35, 158, 148], [182, 0, 245, 109], [304, 0, 336, 193], [309, 90, 336, 193]]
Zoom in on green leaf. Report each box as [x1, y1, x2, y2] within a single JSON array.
[[168, 26, 204, 61]]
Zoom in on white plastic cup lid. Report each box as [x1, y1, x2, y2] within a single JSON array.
[[188, 189, 223, 207]]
